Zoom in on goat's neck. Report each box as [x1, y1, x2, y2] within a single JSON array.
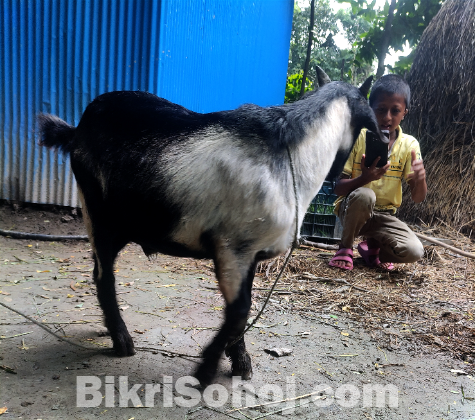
[[290, 97, 354, 218]]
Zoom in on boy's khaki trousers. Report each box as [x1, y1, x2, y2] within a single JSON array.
[[338, 187, 424, 263]]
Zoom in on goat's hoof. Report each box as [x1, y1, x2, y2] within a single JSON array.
[[194, 364, 217, 388], [231, 352, 253, 380], [232, 366, 253, 380], [111, 331, 136, 356]]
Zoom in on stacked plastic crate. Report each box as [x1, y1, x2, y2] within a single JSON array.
[[300, 181, 342, 240]]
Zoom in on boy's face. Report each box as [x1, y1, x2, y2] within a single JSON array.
[[371, 93, 408, 135]]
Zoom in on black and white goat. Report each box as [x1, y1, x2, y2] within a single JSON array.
[[37, 71, 385, 385]]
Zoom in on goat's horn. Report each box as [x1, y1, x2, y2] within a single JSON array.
[[316, 66, 331, 86], [359, 76, 373, 98]]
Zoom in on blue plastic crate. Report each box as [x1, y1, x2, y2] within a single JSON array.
[[300, 181, 342, 240]]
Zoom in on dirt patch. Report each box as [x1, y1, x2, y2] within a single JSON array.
[[0, 201, 474, 419]]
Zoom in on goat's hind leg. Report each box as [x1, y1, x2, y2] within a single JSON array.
[[92, 239, 135, 356], [77, 180, 134, 356], [81, 200, 134, 355], [76, 172, 134, 356]]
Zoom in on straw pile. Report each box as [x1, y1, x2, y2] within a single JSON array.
[[254, 224, 475, 370], [398, 0, 475, 237]]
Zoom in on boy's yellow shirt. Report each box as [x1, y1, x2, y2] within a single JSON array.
[[334, 127, 421, 214]]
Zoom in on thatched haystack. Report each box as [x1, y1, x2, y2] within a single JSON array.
[[398, 0, 475, 237]]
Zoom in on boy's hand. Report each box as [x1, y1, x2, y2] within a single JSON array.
[[360, 154, 390, 183], [407, 149, 427, 203], [407, 149, 425, 184]]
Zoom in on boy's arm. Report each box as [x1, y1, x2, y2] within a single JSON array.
[[407, 149, 427, 203], [334, 154, 390, 197]]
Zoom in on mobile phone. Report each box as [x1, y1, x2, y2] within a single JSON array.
[[365, 130, 389, 168]]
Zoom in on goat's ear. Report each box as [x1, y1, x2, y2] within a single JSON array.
[[359, 76, 373, 98], [316, 66, 331, 87]]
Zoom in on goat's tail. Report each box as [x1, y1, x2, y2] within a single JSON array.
[[37, 113, 76, 154]]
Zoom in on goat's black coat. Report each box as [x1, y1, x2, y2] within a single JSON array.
[[37, 79, 383, 384]]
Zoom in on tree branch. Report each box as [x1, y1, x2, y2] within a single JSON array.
[[376, 0, 397, 78], [300, 0, 315, 98]]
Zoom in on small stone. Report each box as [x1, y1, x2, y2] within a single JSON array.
[[264, 347, 293, 357]]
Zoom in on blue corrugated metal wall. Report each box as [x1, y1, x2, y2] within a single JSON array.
[[0, 0, 293, 207]]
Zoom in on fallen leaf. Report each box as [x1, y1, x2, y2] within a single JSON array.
[[134, 329, 144, 334], [67, 294, 74, 298], [0, 291, 11, 296], [36, 270, 51, 273], [156, 284, 176, 288], [70, 282, 76, 291], [0, 406, 7, 414], [124, 281, 135, 287], [341, 331, 350, 337]]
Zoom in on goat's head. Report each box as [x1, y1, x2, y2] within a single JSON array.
[[317, 68, 387, 145]]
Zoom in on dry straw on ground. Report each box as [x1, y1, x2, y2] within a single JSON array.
[[398, 0, 475, 238], [254, 223, 474, 372]]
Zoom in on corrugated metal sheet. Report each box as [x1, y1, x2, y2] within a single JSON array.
[[0, 0, 293, 207]]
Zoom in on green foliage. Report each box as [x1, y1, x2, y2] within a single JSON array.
[[285, 72, 314, 103], [388, 50, 415, 76], [287, 0, 372, 91], [338, 0, 442, 75], [288, 0, 338, 81]]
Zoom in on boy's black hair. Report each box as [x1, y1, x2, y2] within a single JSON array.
[[369, 74, 411, 109]]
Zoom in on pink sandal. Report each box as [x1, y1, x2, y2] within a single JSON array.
[[329, 248, 353, 271], [357, 241, 394, 271]]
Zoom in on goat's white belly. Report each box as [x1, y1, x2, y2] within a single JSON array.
[[171, 204, 294, 255]]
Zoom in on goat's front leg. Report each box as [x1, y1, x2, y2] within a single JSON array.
[[194, 245, 255, 386], [225, 261, 257, 379], [195, 287, 253, 385]]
